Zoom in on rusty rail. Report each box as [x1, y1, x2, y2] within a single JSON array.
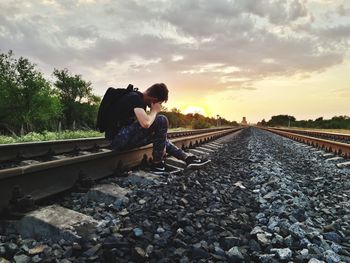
[[262, 127, 350, 158], [271, 127, 350, 143], [0, 127, 243, 214], [0, 127, 233, 162]]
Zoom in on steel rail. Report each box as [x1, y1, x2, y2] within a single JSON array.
[[0, 127, 243, 214], [271, 127, 350, 143], [262, 127, 350, 158], [0, 127, 233, 162]]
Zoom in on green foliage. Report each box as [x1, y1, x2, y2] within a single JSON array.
[[0, 130, 103, 144], [161, 108, 188, 128], [53, 68, 93, 103], [53, 68, 100, 129], [260, 115, 350, 129], [191, 119, 211, 129], [265, 115, 296, 127], [257, 119, 267, 126], [0, 51, 62, 134], [161, 108, 238, 129], [0, 135, 17, 144]]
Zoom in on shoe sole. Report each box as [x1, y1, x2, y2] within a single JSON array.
[[187, 159, 211, 169], [151, 167, 183, 175], [151, 170, 167, 175]]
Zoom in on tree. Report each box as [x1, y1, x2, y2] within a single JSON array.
[[257, 119, 267, 126], [267, 115, 296, 127], [53, 68, 99, 129], [259, 114, 350, 129], [0, 51, 62, 134], [171, 108, 181, 114]]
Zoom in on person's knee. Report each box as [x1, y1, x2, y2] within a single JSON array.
[[154, 114, 169, 128]]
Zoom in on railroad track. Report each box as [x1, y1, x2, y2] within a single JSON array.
[[261, 127, 350, 168], [271, 127, 350, 144], [0, 127, 233, 164], [0, 127, 349, 262], [0, 127, 243, 216]]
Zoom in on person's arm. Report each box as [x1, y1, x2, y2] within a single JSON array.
[[134, 102, 162, 128]]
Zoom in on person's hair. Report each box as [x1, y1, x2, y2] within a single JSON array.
[[146, 83, 168, 102]]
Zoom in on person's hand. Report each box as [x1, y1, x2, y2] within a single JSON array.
[[151, 102, 162, 113]]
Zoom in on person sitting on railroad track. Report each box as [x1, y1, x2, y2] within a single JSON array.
[[106, 83, 210, 175]]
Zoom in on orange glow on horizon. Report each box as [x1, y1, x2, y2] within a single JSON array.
[[182, 105, 208, 116]]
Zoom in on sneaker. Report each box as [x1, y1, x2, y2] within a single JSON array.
[[150, 160, 167, 175], [185, 155, 211, 169]]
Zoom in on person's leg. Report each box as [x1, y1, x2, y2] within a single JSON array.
[[149, 114, 168, 162], [111, 122, 152, 151], [165, 139, 189, 160], [165, 137, 211, 168], [111, 115, 169, 163], [111, 115, 210, 170]]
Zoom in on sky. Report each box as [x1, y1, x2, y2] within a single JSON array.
[[1, 0, 350, 123]]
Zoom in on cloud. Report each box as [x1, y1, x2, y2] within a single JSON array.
[[333, 87, 350, 97], [0, 0, 349, 95], [337, 4, 350, 16], [242, 0, 309, 24], [320, 25, 350, 40]]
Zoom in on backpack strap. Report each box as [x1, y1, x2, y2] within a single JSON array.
[[126, 84, 138, 92]]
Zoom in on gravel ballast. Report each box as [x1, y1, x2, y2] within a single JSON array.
[[1, 127, 349, 262]]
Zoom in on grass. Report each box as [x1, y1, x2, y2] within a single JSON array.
[[0, 126, 231, 144], [0, 130, 103, 144]]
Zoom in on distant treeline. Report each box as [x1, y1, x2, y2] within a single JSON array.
[[161, 108, 238, 129], [257, 115, 350, 129], [0, 50, 236, 136]]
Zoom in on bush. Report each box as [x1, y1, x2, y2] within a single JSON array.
[[0, 130, 103, 144], [262, 115, 350, 130], [191, 119, 211, 129]]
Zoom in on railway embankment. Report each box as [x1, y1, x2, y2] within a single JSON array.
[[0, 127, 349, 262]]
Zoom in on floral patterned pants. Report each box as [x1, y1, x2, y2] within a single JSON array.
[[111, 115, 188, 162]]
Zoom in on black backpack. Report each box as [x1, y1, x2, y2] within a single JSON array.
[[96, 84, 137, 133]]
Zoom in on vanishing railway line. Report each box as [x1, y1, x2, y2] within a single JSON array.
[[0, 127, 242, 215], [262, 127, 350, 166], [0, 127, 234, 163], [1, 126, 349, 215], [0, 126, 349, 262], [271, 127, 350, 144]]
